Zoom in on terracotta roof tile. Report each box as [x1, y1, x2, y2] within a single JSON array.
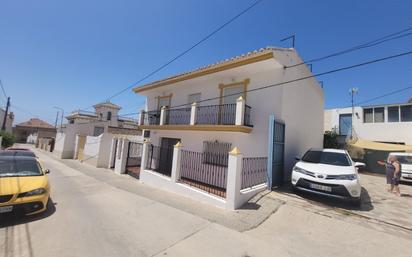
[[16, 118, 55, 129]]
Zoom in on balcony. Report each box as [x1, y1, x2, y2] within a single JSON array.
[[139, 98, 253, 133]]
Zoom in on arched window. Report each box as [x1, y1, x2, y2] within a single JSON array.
[[107, 111, 112, 121]]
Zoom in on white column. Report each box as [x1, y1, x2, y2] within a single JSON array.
[[171, 142, 183, 182], [74, 134, 80, 159], [226, 147, 243, 210], [139, 110, 145, 125], [190, 102, 198, 125], [140, 139, 150, 171], [160, 106, 167, 125], [114, 138, 129, 174], [235, 96, 245, 126], [108, 138, 117, 169]]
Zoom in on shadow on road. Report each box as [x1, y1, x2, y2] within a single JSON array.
[[0, 198, 57, 228], [274, 184, 374, 212]]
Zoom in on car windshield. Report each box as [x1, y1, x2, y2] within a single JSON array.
[[395, 155, 412, 164], [0, 159, 42, 177], [302, 150, 351, 166]]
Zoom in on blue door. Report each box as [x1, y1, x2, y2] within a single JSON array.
[[267, 116, 285, 189]]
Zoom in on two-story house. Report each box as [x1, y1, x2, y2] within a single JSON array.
[[133, 46, 324, 201], [53, 101, 142, 169]]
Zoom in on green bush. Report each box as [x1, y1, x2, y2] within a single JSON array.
[[323, 130, 339, 149], [0, 131, 15, 148]]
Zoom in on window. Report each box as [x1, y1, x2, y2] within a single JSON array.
[[107, 111, 112, 121], [188, 93, 201, 104], [339, 114, 352, 135], [388, 106, 400, 122], [202, 141, 231, 167], [69, 120, 74, 124], [374, 107, 384, 123], [93, 126, 104, 136], [219, 79, 249, 105], [157, 94, 172, 110], [363, 108, 373, 123], [401, 105, 412, 122]]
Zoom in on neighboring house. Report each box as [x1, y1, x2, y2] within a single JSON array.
[[53, 101, 142, 169], [324, 98, 412, 172], [13, 118, 56, 143], [132, 46, 324, 209], [0, 108, 14, 133]]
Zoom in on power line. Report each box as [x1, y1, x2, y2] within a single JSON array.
[[356, 85, 412, 106], [0, 79, 8, 100], [286, 25, 412, 68], [81, 0, 265, 110]]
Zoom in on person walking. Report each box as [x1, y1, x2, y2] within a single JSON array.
[[378, 155, 401, 196]]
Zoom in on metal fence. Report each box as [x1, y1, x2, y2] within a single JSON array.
[[165, 107, 191, 125], [126, 142, 143, 168], [202, 141, 231, 167], [196, 104, 236, 125], [145, 144, 174, 176], [143, 110, 161, 125], [244, 105, 252, 127], [241, 157, 268, 189], [180, 150, 228, 197]]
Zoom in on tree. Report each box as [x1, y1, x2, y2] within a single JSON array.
[[0, 130, 16, 148], [323, 130, 339, 149]]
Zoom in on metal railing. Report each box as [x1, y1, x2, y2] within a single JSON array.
[[143, 110, 161, 125], [244, 105, 252, 127], [196, 104, 236, 125], [146, 144, 174, 177], [180, 150, 228, 197], [241, 157, 268, 189], [165, 107, 191, 125]]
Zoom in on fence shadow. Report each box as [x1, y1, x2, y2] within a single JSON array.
[[0, 198, 57, 228]]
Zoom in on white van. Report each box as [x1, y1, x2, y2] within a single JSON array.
[[389, 152, 412, 182]]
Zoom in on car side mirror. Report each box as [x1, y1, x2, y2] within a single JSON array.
[[295, 156, 301, 161], [354, 162, 365, 168], [44, 169, 50, 174]]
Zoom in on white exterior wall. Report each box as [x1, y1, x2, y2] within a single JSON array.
[[53, 123, 95, 158], [325, 106, 412, 145], [83, 133, 114, 168], [140, 49, 324, 179]]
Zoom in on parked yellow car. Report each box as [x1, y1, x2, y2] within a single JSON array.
[[0, 154, 50, 215]]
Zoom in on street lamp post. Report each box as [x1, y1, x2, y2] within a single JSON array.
[[53, 106, 64, 130], [349, 88, 358, 139]]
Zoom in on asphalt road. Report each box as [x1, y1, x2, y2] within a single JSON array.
[[1, 147, 411, 257]]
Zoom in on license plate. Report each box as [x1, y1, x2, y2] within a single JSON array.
[[309, 183, 332, 192], [0, 206, 13, 213]]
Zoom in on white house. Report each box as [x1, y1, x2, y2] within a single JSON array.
[[324, 98, 412, 172], [53, 101, 142, 170], [324, 98, 412, 145], [132, 47, 324, 209]]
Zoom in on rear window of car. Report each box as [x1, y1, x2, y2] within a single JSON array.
[[395, 155, 412, 164], [0, 151, 36, 157], [0, 159, 42, 177], [302, 150, 351, 166]]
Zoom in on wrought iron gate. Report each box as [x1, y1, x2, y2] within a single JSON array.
[[126, 142, 143, 178]]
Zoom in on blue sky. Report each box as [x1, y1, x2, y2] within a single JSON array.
[[1, 0, 412, 124]]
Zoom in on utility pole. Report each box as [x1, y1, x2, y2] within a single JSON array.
[[1, 97, 10, 131], [349, 88, 358, 139], [54, 106, 64, 131], [54, 110, 59, 128]]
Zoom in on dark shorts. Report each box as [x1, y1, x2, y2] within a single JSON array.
[[392, 177, 400, 186]]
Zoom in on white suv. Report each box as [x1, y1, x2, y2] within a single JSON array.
[[291, 148, 364, 205], [388, 152, 412, 182]]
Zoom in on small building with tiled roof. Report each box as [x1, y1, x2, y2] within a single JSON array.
[[13, 118, 56, 143]]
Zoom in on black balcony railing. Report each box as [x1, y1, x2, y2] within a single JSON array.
[[143, 110, 161, 125], [165, 107, 191, 125], [244, 105, 252, 127], [196, 104, 236, 125]]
